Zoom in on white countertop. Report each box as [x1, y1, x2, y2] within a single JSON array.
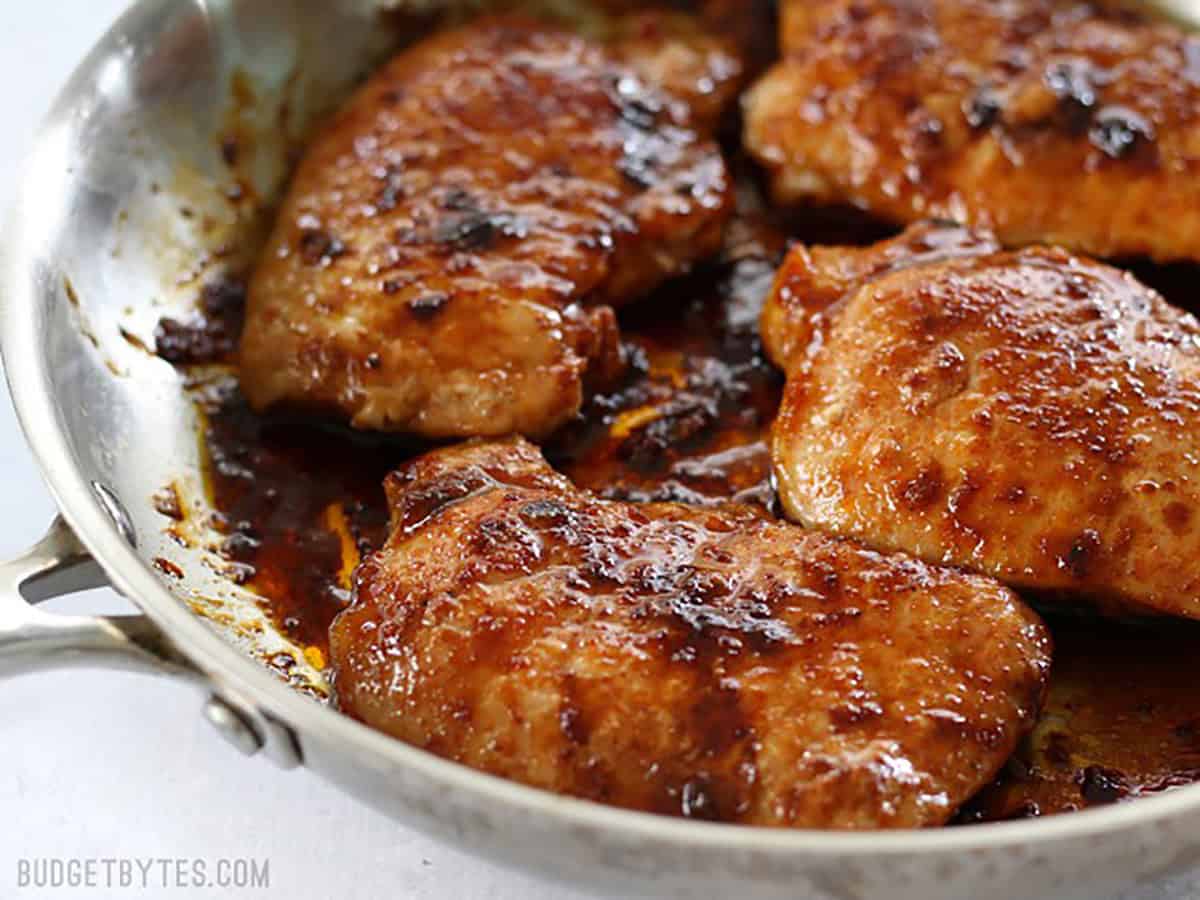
[[1, 4, 1197, 899]]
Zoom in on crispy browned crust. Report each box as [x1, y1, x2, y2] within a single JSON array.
[[330, 437, 1050, 828], [764, 220, 1200, 619], [745, 0, 1200, 262], [240, 16, 734, 439]]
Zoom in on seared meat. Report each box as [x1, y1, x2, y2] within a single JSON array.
[[763, 221, 1200, 619], [745, 0, 1200, 262], [608, 10, 746, 132], [330, 437, 1050, 828], [240, 16, 733, 439]]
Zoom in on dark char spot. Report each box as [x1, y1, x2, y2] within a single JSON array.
[[1063, 529, 1102, 579], [409, 293, 450, 320], [299, 228, 347, 265], [376, 167, 406, 212], [964, 85, 1002, 130], [435, 207, 528, 253], [1045, 60, 1099, 133], [1089, 106, 1154, 160]]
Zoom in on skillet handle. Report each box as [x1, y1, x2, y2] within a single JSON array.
[[0, 517, 193, 677], [0, 518, 301, 766]]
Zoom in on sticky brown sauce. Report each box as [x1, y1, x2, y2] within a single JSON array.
[[956, 616, 1200, 822], [152, 12, 1200, 825]]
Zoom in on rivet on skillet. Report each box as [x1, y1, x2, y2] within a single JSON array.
[[203, 695, 264, 756]]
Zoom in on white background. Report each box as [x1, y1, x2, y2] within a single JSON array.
[[0, 3, 1197, 899]]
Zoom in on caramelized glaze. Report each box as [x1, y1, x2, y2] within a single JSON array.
[[330, 437, 1050, 828], [746, 0, 1200, 262], [764, 221, 1200, 619], [240, 15, 736, 439]]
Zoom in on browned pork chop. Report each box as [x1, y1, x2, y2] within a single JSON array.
[[763, 220, 1200, 619], [745, 0, 1200, 262], [241, 16, 734, 439], [330, 437, 1050, 828]]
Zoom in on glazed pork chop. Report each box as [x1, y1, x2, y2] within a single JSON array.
[[330, 438, 1050, 828], [240, 16, 734, 439], [763, 221, 1200, 619], [744, 0, 1200, 262]]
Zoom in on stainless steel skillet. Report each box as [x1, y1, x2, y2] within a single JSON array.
[[4, 1, 1200, 897]]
